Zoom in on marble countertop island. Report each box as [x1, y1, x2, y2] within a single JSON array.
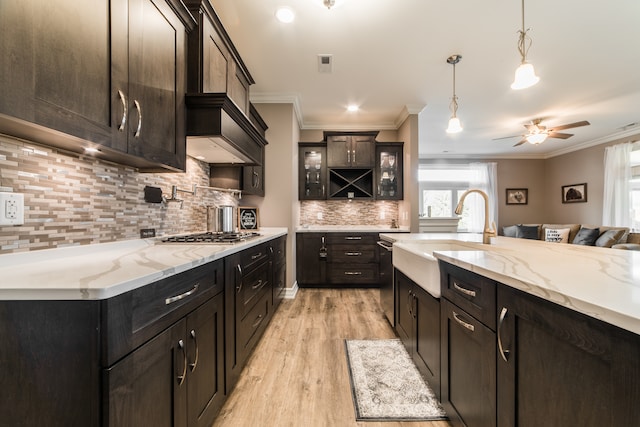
[[0, 227, 288, 301], [392, 234, 640, 335]]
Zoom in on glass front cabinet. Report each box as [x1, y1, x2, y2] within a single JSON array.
[[375, 142, 403, 200], [299, 143, 327, 200]]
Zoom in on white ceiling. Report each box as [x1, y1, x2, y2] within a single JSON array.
[[210, 0, 640, 158]]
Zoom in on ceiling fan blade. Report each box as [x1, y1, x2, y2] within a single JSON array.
[[513, 138, 527, 147], [492, 134, 522, 141], [549, 120, 590, 131], [547, 132, 574, 139]]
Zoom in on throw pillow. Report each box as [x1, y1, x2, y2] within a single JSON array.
[[572, 227, 600, 245], [515, 224, 539, 240], [502, 225, 519, 238], [595, 229, 625, 248], [545, 228, 571, 243]]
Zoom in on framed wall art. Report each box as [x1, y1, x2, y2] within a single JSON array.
[[238, 207, 260, 230], [562, 183, 587, 203], [506, 188, 528, 205]]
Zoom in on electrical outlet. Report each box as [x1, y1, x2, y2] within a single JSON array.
[[316, 212, 323, 220], [0, 192, 25, 226]]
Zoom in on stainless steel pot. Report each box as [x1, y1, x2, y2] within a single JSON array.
[[207, 205, 236, 233]]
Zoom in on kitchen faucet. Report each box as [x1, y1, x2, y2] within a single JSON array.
[[455, 189, 496, 244], [162, 185, 183, 208]]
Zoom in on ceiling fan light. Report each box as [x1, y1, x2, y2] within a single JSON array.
[[526, 132, 547, 144], [446, 116, 463, 134], [511, 62, 540, 90]]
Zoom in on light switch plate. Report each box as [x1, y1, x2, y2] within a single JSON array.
[[0, 192, 25, 226]]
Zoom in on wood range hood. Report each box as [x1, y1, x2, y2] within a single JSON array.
[[185, 93, 268, 165]]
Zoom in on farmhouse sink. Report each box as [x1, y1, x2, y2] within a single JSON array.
[[393, 241, 483, 298]]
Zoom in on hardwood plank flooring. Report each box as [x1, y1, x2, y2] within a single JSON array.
[[213, 288, 451, 427]]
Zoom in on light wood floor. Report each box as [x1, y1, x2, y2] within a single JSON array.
[[213, 288, 451, 427]]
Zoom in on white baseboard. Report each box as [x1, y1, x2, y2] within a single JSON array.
[[284, 281, 299, 299]]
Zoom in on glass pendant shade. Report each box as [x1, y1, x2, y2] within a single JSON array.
[[446, 116, 463, 133], [511, 62, 540, 90]]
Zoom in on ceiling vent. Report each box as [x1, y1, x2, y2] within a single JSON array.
[[318, 54, 333, 73]]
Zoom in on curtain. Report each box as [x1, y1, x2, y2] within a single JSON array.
[[467, 162, 498, 232], [602, 142, 633, 226]]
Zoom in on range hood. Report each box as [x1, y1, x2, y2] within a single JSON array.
[[186, 93, 268, 164]]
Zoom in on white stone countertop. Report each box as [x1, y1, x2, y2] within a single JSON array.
[[0, 227, 288, 301], [394, 234, 640, 335], [297, 225, 410, 233], [380, 232, 483, 243]]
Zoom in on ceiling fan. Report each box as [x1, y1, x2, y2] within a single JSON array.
[[494, 118, 591, 147]]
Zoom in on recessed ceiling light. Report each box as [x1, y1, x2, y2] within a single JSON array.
[[275, 7, 295, 23], [347, 105, 359, 112]]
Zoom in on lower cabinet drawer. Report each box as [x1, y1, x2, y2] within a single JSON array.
[[328, 263, 379, 284], [238, 292, 270, 354], [329, 247, 376, 263]]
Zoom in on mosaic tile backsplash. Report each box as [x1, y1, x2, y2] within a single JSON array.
[[299, 200, 399, 227], [0, 134, 237, 254]]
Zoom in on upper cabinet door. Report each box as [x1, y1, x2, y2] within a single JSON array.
[[326, 134, 375, 168], [0, 0, 115, 147], [350, 135, 374, 168], [299, 145, 327, 200], [126, 0, 187, 171], [326, 135, 351, 168], [376, 143, 404, 200]]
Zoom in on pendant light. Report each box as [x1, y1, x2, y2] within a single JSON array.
[[446, 54, 463, 134], [511, 0, 540, 90]]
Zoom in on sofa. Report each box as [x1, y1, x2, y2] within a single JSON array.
[[500, 223, 633, 249]]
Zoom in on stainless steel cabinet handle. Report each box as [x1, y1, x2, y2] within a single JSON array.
[[352, 148, 356, 164], [344, 271, 363, 275], [345, 252, 362, 256], [117, 90, 127, 131], [347, 149, 351, 164], [453, 281, 477, 297], [236, 264, 243, 293], [133, 99, 142, 138], [177, 339, 187, 385], [252, 279, 263, 290], [345, 236, 362, 240], [189, 329, 199, 372], [498, 307, 510, 362], [165, 284, 199, 305], [251, 252, 263, 260], [253, 170, 259, 188], [452, 311, 475, 332], [252, 314, 264, 328]]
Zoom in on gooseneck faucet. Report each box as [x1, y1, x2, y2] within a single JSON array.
[[455, 189, 496, 244]]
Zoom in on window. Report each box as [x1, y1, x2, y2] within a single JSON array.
[[603, 141, 640, 231], [419, 164, 497, 232], [630, 148, 640, 231]]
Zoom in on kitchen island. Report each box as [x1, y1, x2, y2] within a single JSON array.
[[391, 234, 640, 427]]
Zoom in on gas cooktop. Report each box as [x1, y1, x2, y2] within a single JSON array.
[[162, 231, 261, 244]]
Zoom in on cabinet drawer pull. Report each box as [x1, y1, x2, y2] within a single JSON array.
[[453, 281, 477, 297], [117, 90, 127, 131], [345, 251, 362, 256], [189, 329, 199, 372], [251, 252, 263, 260], [498, 307, 510, 362], [344, 271, 363, 275], [452, 311, 475, 332], [133, 99, 142, 138], [345, 236, 362, 240], [177, 339, 187, 386], [252, 279, 263, 290], [236, 264, 243, 293], [165, 283, 199, 305], [252, 314, 264, 328]]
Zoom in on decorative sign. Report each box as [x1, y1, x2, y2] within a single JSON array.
[[238, 207, 259, 230]]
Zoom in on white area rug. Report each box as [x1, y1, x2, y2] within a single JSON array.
[[344, 339, 447, 422]]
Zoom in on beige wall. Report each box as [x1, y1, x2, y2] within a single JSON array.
[[245, 103, 299, 290], [397, 115, 420, 231]]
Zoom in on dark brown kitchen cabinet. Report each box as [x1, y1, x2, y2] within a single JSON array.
[[299, 144, 328, 200], [395, 270, 441, 399], [242, 146, 265, 196], [225, 242, 274, 393], [496, 285, 640, 426], [0, 0, 193, 172], [0, 258, 225, 427], [440, 262, 497, 427], [326, 132, 375, 168], [375, 142, 404, 200], [326, 232, 379, 285], [296, 232, 328, 286], [270, 236, 287, 309], [105, 293, 224, 427]]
